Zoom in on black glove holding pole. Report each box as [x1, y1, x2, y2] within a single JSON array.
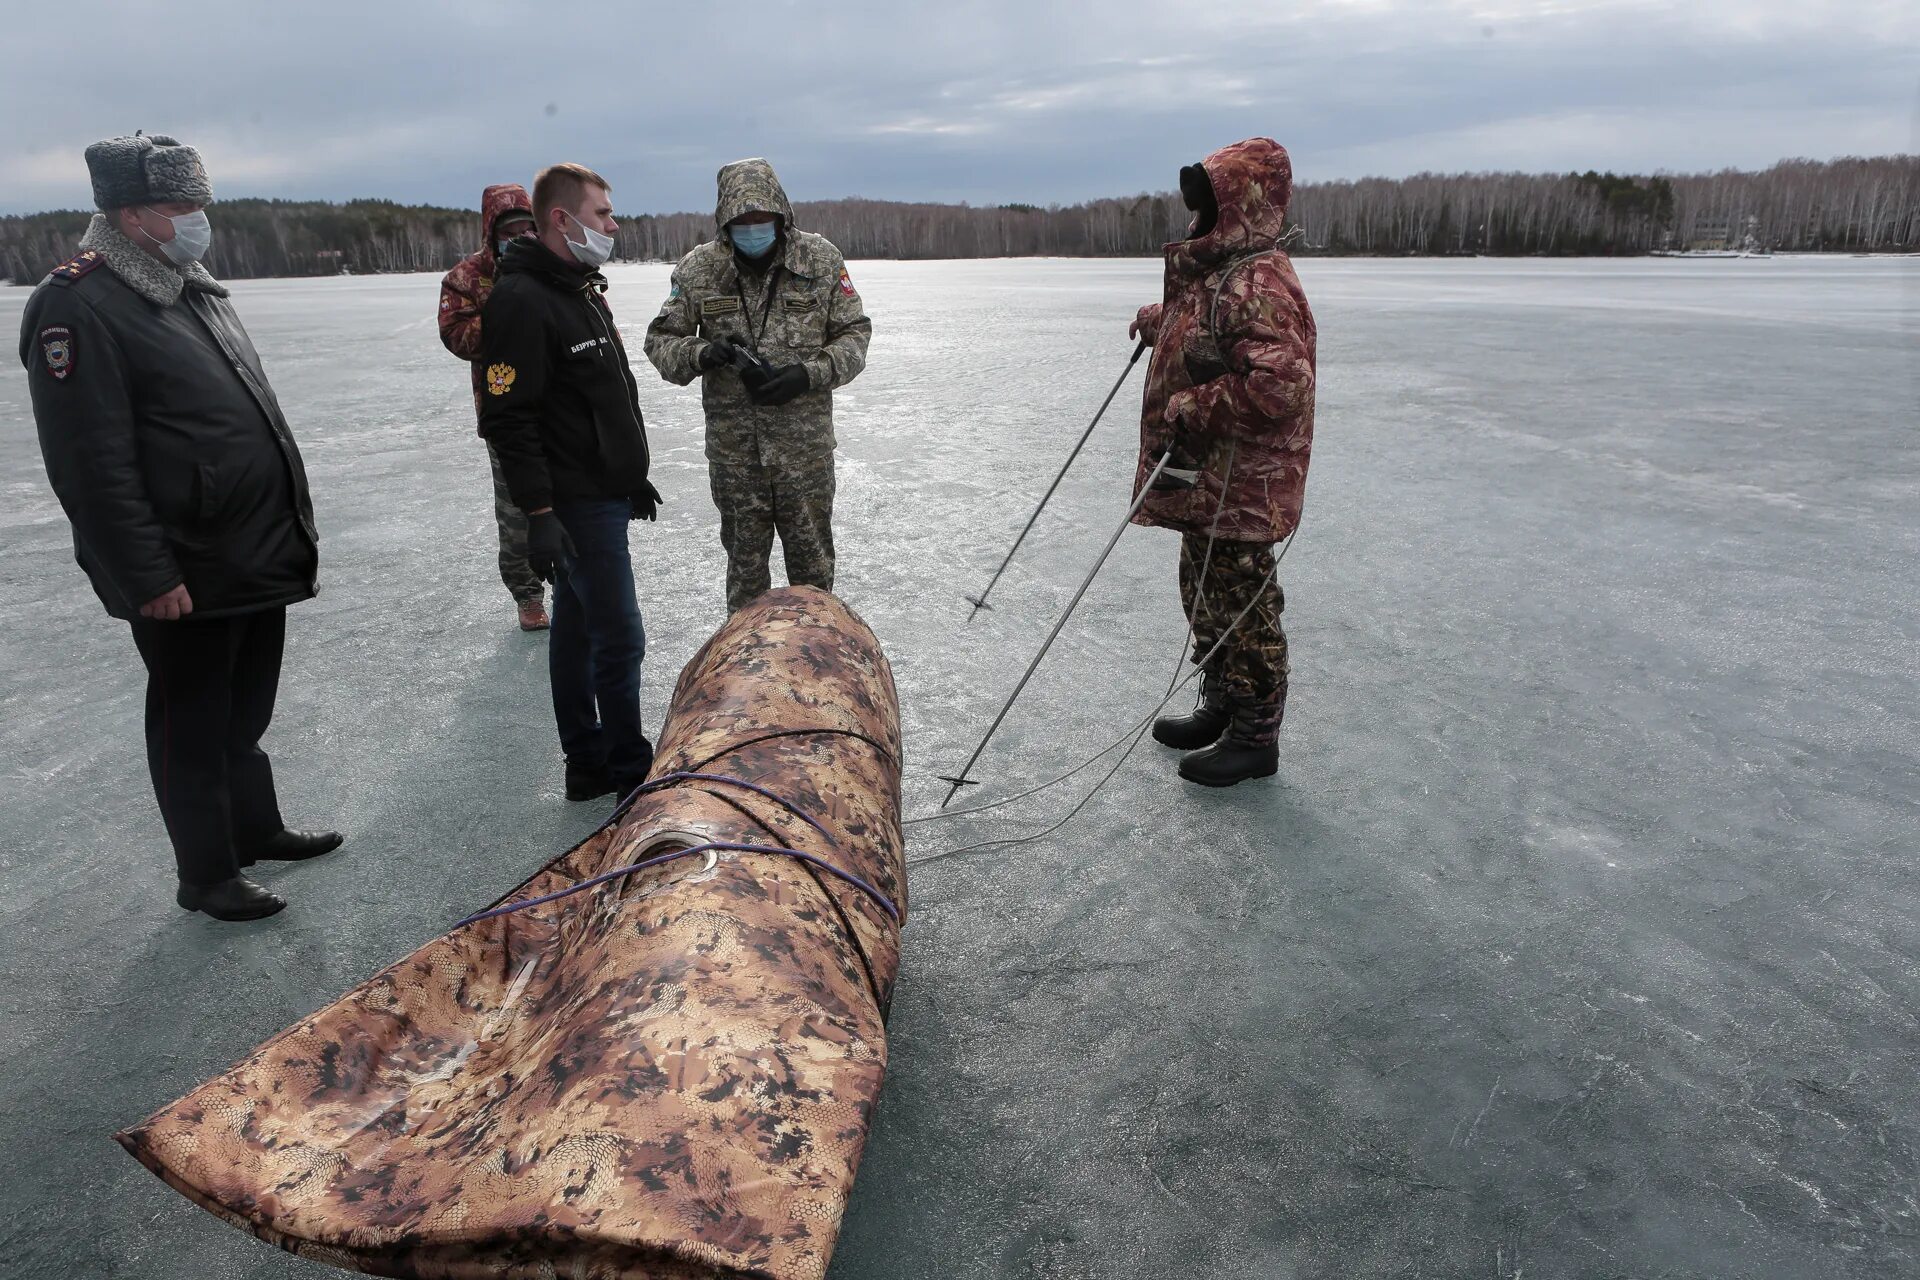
[[1150, 413, 1205, 493], [525, 511, 577, 583]]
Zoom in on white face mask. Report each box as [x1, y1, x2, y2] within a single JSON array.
[[139, 207, 212, 266], [563, 211, 615, 268]]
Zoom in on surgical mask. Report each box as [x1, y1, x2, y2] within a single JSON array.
[[563, 212, 615, 268], [728, 221, 778, 258], [139, 207, 212, 266]]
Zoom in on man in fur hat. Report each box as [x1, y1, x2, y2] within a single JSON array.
[[17, 132, 340, 922]]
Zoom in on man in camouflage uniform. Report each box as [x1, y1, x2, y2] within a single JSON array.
[[439, 183, 547, 631], [644, 158, 871, 613], [1130, 138, 1317, 787]]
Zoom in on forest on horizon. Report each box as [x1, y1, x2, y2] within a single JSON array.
[[3, 155, 1914, 285]]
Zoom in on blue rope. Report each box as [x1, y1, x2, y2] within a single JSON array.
[[453, 840, 900, 930]]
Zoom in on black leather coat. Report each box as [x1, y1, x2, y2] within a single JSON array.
[[20, 253, 318, 620]]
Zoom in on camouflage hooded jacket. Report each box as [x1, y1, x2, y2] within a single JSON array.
[[439, 182, 534, 430], [643, 158, 871, 467], [1131, 138, 1316, 543]]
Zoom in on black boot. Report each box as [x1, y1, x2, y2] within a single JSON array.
[[177, 875, 286, 921], [1153, 668, 1230, 750], [1177, 700, 1279, 787], [240, 829, 343, 867]]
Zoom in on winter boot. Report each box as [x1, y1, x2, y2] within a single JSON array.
[[1152, 666, 1231, 750], [1177, 697, 1280, 787]]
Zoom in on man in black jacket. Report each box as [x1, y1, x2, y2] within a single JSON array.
[[19, 133, 341, 922], [480, 163, 662, 802]]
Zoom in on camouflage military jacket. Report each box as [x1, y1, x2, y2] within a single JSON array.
[[1131, 137, 1316, 544], [644, 158, 871, 467]]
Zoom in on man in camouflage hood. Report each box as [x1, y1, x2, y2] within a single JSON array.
[[644, 158, 871, 612], [438, 183, 545, 630], [1129, 137, 1317, 787]]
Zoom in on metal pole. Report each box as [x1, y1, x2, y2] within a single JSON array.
[[965, 339, 1148, 620], [939, 445, 1175, 807]]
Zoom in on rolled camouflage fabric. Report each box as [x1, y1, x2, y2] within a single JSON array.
[[118, 587, 906, 1280]]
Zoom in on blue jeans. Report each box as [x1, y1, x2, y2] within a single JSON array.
[[549, 500, 651, 782]]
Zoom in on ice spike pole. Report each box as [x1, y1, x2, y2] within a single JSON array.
[[940, 444, 1176, 808], [965, 339, 1148, 621]]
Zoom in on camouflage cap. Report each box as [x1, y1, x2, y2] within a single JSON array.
[[84, 132, 214, 211]]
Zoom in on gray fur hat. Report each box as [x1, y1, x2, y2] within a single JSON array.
[[84, 132, 214, 211]]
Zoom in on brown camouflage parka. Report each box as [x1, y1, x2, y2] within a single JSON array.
[[438, 183, 535, 430], [643, 159, 871, 466], [1131, 138, 1317, 543]]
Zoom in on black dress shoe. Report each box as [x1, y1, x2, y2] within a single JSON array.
[[565, 761, 616, 802], [177, 875, 286, 921], [241, 829, 344, 867]]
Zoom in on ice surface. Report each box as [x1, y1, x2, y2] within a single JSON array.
[[1, 256, 1916, 1277]]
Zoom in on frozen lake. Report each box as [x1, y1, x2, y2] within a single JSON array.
[[2, 255, 1916, 1278]]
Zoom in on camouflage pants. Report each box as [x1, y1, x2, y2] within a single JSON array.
[[710, 456, 836, 613], [487, 442, 541, 602], [1179, 533, 1287, 742]]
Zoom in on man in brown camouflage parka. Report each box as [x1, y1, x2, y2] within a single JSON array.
[[1129, 137, 1317, 787], [439, 182, 547, 631], [644, 159, 871, 613]]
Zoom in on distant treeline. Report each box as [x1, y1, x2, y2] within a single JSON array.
[[4, 155, 1914, 284]]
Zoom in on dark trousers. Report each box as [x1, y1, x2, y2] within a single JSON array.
[[550, 500, 652, 782], [128, 607, 287, 887]]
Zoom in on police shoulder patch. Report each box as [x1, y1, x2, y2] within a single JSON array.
[[486, 363, 516, 396], [48, 249, 106, 286], [40, 325, 76, 380]]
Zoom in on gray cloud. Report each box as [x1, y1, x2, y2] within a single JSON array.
[[2, 0, 1914, 214]]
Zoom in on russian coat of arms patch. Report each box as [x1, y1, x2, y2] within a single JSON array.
[[40, 326, 74, 381]]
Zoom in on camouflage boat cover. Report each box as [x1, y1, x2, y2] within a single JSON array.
[[117, 587, 906, 1280]]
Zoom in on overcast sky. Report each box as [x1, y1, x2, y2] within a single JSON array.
[[4, 0, 1915, 216]]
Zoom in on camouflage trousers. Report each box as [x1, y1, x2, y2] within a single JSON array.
[[487, 442, 541, 602], [710, 455, 836, 613], [1179, 532, 1287, 744]]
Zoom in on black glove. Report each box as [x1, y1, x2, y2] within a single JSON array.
[[748, 363, 810, 407], [526, 511, 576, 583], [1149, 426, 1204, 493], [630, 480, 663, 522], [696, 341, 731, 372]]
